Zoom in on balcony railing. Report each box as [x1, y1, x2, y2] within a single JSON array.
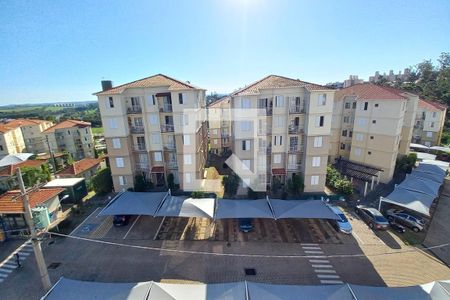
[[289, 106, 305, 114], [163, 143, 176, 150], [127, 106, 142, 114], [133, 143, 146, 151], [287, 163, 301, 170], [159, 104, 173, 113], [288, 125, 304, 134], [130, 126, 145, 134], [258, 146, 272, 154], [289, 145, 303, 153], [166, 161, 178, 169], [135, 162, 150, 170], [257, 107, 273, 116], [160, 124, 175, 133]]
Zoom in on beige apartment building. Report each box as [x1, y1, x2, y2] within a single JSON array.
[[0, 124, 26, 159], [330, 83, 419, 183], [43, 120, 95, 161], [6, 119, 54, 154], [412, 99, 447, 146], [95, 74, 208, 192], [230, 75, 335, 193], [208, 96, 231, 155]]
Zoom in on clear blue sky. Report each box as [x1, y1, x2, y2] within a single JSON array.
[[1, 0, 449, 104]]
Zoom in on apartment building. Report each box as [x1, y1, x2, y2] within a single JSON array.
[[207, 96, 231, 155], [330, 83, 419, 183], [43, 120, 94, 161], [6, 119, 54, 154], [0, 124, 26, 159], [412, 99, 447, 146], [230, 75, 335, 193], [95, 74, 208, 192]]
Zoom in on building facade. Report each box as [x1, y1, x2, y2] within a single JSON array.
[[230, 75, 335, 193], [43, 120, 95, 161], [0, 124, 26, 159], [330, 83, 419, 183], [208, 96, 231, 155], [95, 74, 208, 192], [6, 119, 54, 154], [412, 99, 447, 146]]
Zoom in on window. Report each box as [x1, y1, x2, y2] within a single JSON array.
[[354, 148, 362, 156], [213, 139, 218, 145], [313, 136, 323, 147], [312, 156, 321, 167], [241, 121, 251, 131], [372, 120, 376, 124], [149, 114, 158, 125], [182, 114, 189, 126], [340, 143, 346, 150], [358, 117, 367, 126], [426, 131, 432, 137], [315, 116, 324, 127], [241, 98, 251, 108], [119, 176, 126, 186], [430, 122, 435, 128], [275, 96, 284, 107], [374, 103, 379, 107], [349, 131, 353, 138], [184, 154, 192, 165], [274, 136, 283, 146], [317, 94, 326, 106], [116, 157, 124, 168], [183, 134, 190, 145], [342, 130, 347, 137], [185, 173, 192, 184], [370, 136, 374, 140], [368, 151, 372, 155], [151, 133, 161, 144], [343, 116, 350, 123], [108, 118, 118, 129], [242, 160, 251, 170], [178, 93, 184, 104], [432, 112, 437, 118], [112, 138, 121, 149], [344, 102, 351, 109], [154, 152, 162, 161], [108, 97, 114, 108], [352, 102, 357, 109], [212, 129, 218, 134], [242, 140, 251, 151], [360, 102, 368, 111], [273, 154, 281, 164], [311, 175, 319, 185], [274, 116, 284, 128]]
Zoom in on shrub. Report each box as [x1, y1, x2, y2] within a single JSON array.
[[91, 168, 113, 195], [326, 165, 353, 195], [222, 173, 240, 198], [134, 174, 153, 192], [191, 190, 207, 198], [287, 174, 304, 195]]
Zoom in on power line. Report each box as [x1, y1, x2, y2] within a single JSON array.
[[47, 231, 450, 259]]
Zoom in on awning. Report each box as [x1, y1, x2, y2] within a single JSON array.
[[215, 199, 274, 219], [151, 166, 165, 173], [397, 176, 441, 198], [98, 191, 168, 216], [272, 168, 286, 175], [271, 200, 340, 220], [409, 143, 430, 150], [381, 188, 435, 216], [154, 197, 215, 218]]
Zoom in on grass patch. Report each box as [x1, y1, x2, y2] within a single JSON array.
[[92, 127, 104, 135]]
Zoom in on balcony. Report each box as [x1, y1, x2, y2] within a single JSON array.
[[257, 107, 273, 116], [160, 124, 174, 133], [133, 143, 146, 152], [289, 145, 303, 153], [163, 143, 176, 151], [166, 161, 178, 169], [288, 125, 304, 134], [258, 146, 272, 154], [130, 126, 145, 134], [287, 163, 301, 170], [135, 162, 150, 170], [159, 104, 173, 113], [289, 106, 305, 114], [127, 106, 142, 114]]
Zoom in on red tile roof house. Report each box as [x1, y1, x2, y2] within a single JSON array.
[[0, 188, 64, 238], [0, 160, 48, 192], [56, 158, 103, 181]]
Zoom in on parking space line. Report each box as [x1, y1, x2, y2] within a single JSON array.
[[153, 216, 166, 240], [123, 215, 141, 240], [69, 207, 101, 236]]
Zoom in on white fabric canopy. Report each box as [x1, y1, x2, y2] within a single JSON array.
[[149, 282, 247, 300], [0, 153, 33, 167], [215, 199, 274, 219], [397, 176, 441, 197], [98, 191, 168, 216], [381, 188, 435, 216], [349, 284, 438, 300], [430, 146, 450, 153], [410, 143, 430, 150], [271, 200, 340, 220], [155, 197, 215, 218]]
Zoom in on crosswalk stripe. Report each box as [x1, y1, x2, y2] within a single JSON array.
[[312, 264, 333, 268], [302, 246, 321, 250], [320, 280, 343, 284], [309, 259, 330, 264], [0, 268, 12, 274], [301, 243, 319, 246], [0, 273, 8, 278], [18, 257, 26, 261], [18, 252, 30, 256], [0, 278, 3, 283], [314, 269, 337, 273], [2, 264, 17, 269], [317, 274, 340, 279], [305, 251, 324, 254]]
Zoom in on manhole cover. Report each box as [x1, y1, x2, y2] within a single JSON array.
[[47, 262, 61, 269], [244, 268, 256, 276]]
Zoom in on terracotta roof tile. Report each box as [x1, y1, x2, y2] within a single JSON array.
[[232, 75, 333, 96], [0, 124, 17, 133], [0, 160, 47, 177], [6, 119, 52, 128], [94, 74, 201, 96], [208, 96, 231, 108], [419, 99, 447, 111], [43, 120, 91, 133], [58, 158, 101, 176], [0, 188, 64, 214], [335, 83, 414, 101]]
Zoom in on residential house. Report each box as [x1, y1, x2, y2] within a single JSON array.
[[208, 96, 232, 155], [0, 124, 26, 159], [0, 159, 48, 191], [57, 158, 103, 181], [412, 99, 447, 146], [6, 119, 54, 154]]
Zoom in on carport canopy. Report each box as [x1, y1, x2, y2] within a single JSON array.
[[411, 170, 445, 184], [397, 176, 441, 197], [215, 199, 274, 219], [98, 191, 168, 216], [416, 163, 447, 176], [270, 200, 340, 220], [148, 282, 247, 300], [381, 188, 435, 216], [154, 197, 215, 218]]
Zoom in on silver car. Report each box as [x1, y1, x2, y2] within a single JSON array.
[[386, 209, 425, 232], [329, 206, 352, 234]]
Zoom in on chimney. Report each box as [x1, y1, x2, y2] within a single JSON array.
[[101, 80, 113, 91]]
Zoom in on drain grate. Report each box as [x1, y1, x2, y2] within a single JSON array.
[[244, 268, 256, 276], [47, 262, 61, 269]]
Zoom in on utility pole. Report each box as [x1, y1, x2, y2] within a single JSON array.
[[17, 168, 52, 291], [45, 135, 57, 175]]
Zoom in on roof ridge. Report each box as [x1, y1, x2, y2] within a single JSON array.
[[231, 75, 277, 96]]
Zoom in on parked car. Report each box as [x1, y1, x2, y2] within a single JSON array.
[[354, 205, 389, 230], [239, 218, 253, 232], [113, 215, 130, 227], [328, 206, 352, 234], [385, 209, 425, 232], [389, 221, 406, 233]]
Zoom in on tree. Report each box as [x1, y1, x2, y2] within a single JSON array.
[[222, 173, 240, 198], [271, 177, 282, 193], [395, 153, 417, 174], [91, 168, 113, 195], [287, 174, 304, 195], [167, 173, 179, 191], [21, 165, 51, 188], [133, 174, 153, 192]]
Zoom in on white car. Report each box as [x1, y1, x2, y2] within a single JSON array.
[[329, 206, 352, 234]]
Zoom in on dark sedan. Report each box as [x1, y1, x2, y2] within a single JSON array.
[[354, 205, 389, 230]]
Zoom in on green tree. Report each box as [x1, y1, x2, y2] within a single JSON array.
[[133, 174, 153, 192], [91, 168, 113, 195], [21, 165, 51, 188], [222, 173, 240, 198], [287, 174, 304, 195]]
